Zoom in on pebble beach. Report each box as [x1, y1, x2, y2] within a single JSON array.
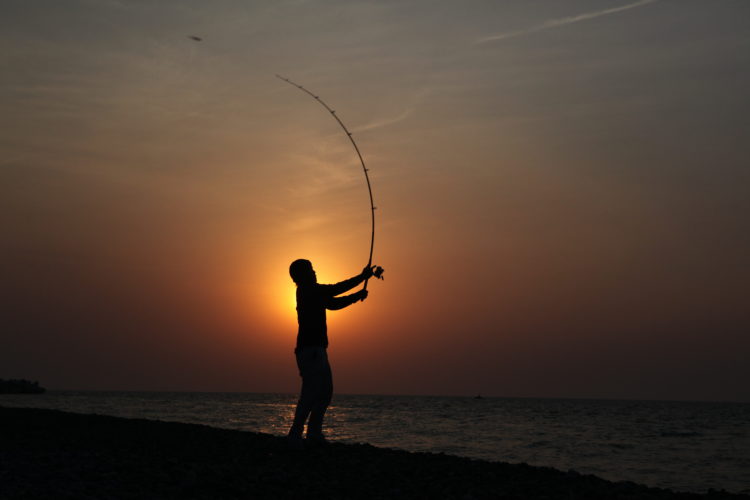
[[1, 406, 746, 500]]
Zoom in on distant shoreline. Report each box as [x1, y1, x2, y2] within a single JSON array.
[[2, 406, 746, 499], [0, 378, 45, 394]]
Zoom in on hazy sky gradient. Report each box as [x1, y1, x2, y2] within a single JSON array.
[[2, 0, 749, 401]]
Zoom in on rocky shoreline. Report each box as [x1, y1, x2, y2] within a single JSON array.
[[0, 406, 745, 499]]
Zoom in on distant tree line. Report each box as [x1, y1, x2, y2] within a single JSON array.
[[0, 379, 46, 394]]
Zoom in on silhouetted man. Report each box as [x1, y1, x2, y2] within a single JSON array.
[[287, 259, 372, 448]]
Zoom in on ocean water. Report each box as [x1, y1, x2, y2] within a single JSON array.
[[2, 391, 748, 494]]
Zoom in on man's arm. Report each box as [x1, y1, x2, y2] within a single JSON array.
[[326, 290, 368, 310], [326, 266, 373, 297]]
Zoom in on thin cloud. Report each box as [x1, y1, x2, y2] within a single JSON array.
[[476, 0, 659, 44], [352, 86, 434, 134], [352, 108, 414, 134], [287, 214, 330, 232]]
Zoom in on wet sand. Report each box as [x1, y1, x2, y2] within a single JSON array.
[[1, 406, 745, 499]]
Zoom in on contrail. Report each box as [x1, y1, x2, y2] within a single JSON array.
[[476, 0, 658, 44]]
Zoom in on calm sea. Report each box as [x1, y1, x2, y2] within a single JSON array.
[[2, 391, 748, 494]]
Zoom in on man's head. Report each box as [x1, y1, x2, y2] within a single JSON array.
[[289, 259, 317, 285]]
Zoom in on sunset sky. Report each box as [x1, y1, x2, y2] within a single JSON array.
[[2, 0, 749, 401]]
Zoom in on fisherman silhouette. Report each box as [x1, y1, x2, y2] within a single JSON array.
[[287, 259, 373, 449]]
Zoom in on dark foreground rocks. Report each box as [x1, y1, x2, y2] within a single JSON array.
[[0, 407, 745, 500]]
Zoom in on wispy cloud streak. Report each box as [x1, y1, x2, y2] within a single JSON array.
[[476, 0, 658, 44], [353, 108, 413, 134]]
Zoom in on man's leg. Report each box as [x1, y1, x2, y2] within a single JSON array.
[[289, 347, 312, 439], [306, 348, 333, 437], [289, 347, 326, 439]]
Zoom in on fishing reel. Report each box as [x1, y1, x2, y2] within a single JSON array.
[[371, 265, 385, 281]]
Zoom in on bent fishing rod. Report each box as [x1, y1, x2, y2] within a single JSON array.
[[276, 75, 384, 292]]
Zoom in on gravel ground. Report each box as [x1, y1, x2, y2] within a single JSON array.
[[1, 406, 746, 500]]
